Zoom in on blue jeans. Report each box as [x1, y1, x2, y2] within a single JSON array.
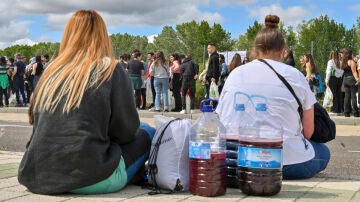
[[154, 78, 169, 110], [283, 140, 330, 180], [13, 77, 26, 103]]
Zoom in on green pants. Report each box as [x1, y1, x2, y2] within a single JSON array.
[[70, 157, 127, 194]]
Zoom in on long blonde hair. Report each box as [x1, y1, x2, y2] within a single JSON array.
[[33, 10, 116, 113]]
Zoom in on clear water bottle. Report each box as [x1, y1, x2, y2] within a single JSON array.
[[221, 92, 252, 188], [189, 99, 227, 197], [238, 95, 283, 196]]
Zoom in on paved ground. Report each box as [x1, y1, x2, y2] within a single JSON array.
[[0, 109, 360, 201]]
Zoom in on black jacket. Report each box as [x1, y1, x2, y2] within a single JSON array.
[[206, 52, 220, 82], [180, 58, 199, 79], [18, 64, 140, 194]]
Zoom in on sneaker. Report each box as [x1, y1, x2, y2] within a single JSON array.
[[148, 107, 155, 111], [190, 110, 194, 114], [154, 109, 161, 112], [180, 110, 186, 114], [164, 109, 169, 112]]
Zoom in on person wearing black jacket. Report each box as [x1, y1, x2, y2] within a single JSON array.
[[18, 10, 155, 195], [205, 43, 220, 98], [180, 55, 199, 114]]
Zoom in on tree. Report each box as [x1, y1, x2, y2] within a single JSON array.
[[176, 21, 199, 55], [234, 20, 263, 52], [0, 42, 59, 62], [152, 26, 183, 58], [354, 17, 360, 54], [110, 33, 148, 58], [176, 20, 233, 63], [210, 23, 234, 52], [295, 15, 356, 75]]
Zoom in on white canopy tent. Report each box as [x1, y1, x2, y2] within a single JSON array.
[[219, 51, 247, 64]]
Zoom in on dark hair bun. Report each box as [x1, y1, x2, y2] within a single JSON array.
[[265, 15, 280, 28]]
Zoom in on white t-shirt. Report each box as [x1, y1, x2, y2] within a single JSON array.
[[216, 59, 317, 165]]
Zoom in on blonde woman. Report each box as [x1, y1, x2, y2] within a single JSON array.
[[18, 10, 155, 195]]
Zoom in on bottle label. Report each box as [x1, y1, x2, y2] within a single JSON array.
[[189, 141, 211, 160], [237, 146, 282, 169]]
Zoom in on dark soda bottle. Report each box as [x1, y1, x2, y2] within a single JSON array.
[[238, 139, 283, 196], [226, 138, 239, 188], [221, 93, 253, 188], [189, 99, 227, 197]]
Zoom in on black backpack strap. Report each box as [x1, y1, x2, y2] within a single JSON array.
[[148, 118, 181, 195], [258, 59, 303, 120]]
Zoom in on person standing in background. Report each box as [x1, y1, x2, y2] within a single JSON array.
[[242, 57, 250, 64], [127, 51, 144, 110], [6, 58, 14, 97], [41, 54, 49, 68], [169, 52, 182, 112], [149, 51, 169, 112], [205, 43, 220, 99], [227, 53, 242, 73], [304, 53, 319, 93], [325, 51, 343, 115], [147, 52, 155, 110], [118, 53, 129, 71], [340, 48, 359, 117], [218, 54, 228, 95], [12, 53, 27, 106], [32, 56, 44, 90], [180, 55, 198, 114], [140, 59, 147, 110], [284, 48, 296, 67], [357, 59, 360, 107], [0, 56, 9, 107]]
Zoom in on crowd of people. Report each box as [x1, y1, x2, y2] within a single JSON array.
[[0, 53, 49, 107], [116, 49, 199, 114], [114, 43, 255, 115], [10, 9, 343, 195], [284, 48, 360, 117]]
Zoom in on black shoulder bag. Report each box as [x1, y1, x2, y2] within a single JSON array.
[[258, 59, 336, 143]]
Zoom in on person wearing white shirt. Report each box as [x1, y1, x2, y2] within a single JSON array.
[[216, 15, 330, 180], [325, 51, 343, 114]]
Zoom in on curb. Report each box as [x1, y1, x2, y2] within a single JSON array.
[[0, 151, 25, 156], [1, 107, 359, 125]]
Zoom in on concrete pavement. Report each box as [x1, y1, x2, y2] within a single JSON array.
[[0, 108, 360, 201]]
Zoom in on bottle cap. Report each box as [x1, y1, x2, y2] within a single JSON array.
[[255, 103, 267, 111], [235, 104, 245, 111], [201, 105, 214, 112]]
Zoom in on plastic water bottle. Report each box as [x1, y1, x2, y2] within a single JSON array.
[[189, 99, 227, 197], [221, 92, 252, 188], [238, 95, 283, 196]]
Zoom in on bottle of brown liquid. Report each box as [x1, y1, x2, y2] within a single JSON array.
[[189, 99, 227, 197], [237, 102, 283, 196]]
